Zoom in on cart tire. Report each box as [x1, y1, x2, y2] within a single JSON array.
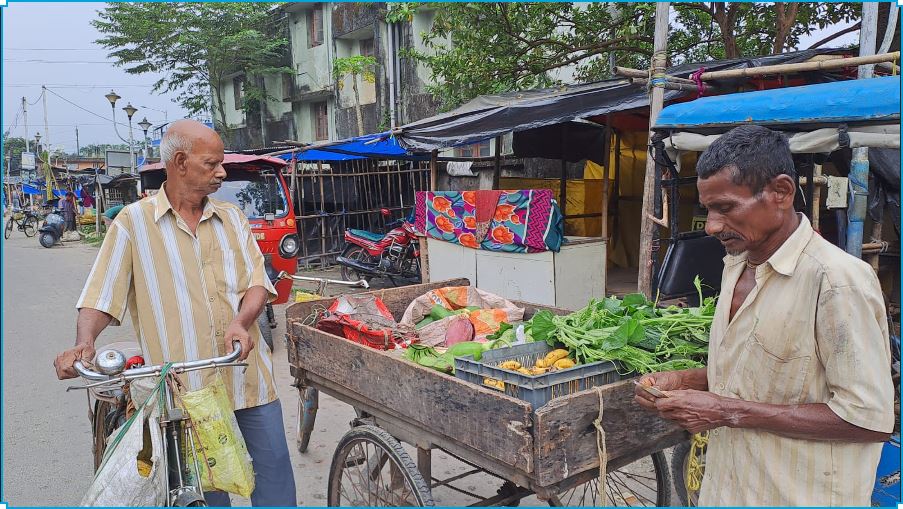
[[327, 424, 434, 507], [23, 216, 38, 237], [549, 451, 671, 507], [671, 440, 703, 506], [257, 312, 273, 352], [296, 386, 319, 453]]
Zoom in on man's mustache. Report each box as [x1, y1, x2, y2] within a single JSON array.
[[714, 232, 743, 242]]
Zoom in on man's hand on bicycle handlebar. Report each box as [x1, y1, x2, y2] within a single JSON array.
[[54, 343, 96, 380], [224, 320, 254, 362]]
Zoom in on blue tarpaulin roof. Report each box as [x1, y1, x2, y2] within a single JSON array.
[[655, 76, 901, 130], [275, 133, 421, 161]]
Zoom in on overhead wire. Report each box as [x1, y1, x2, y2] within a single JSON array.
[[43, 87, 130, 129]]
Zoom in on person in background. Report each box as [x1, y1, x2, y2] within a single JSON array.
[[61, 191, 78, 232]]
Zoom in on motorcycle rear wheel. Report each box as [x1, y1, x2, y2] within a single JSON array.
[[340, 245, 374, 283], [39, 232, 56, 248]]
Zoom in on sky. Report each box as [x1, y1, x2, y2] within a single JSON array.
[[2, 2, 861, 156], [2, 2, 192, 156]]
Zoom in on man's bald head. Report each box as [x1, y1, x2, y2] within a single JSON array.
[[160, 119, 227, 199], [160, 119, 223, 166]]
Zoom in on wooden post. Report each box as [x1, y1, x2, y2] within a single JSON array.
[[847, 2, 879, 259], [638, 2, 670, 298], [560, 124, 568, 220], [493, 136, 502, 190], [812, 164, 823, 231], [429, 149, 438, 191]]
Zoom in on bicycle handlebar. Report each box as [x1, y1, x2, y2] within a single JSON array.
[[277, 270, 369, 289], [73, 340, 243, 382]]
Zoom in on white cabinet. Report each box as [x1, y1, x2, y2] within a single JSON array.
[[425, 237, 606, 310]]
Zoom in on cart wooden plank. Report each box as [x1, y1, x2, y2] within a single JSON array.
[[289, 320, 535, 473], [532, 379, 688, 487]]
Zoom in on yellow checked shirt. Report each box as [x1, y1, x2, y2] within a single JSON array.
[[77, 185, 279, 410], [700, 214, 895, 506]]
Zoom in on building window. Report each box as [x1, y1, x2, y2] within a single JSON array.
[[233, 76, 244, 109], [455, 140, 491, 158], [359, 38, 375, 57], [312, 101, 329, 141], [308, 7, 324, 47], [282, 73, 294, 101]]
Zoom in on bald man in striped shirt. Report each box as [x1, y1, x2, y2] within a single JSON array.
[[54, 119, 296, 506]]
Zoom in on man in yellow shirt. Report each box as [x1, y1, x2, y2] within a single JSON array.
[[635, 125, 894, 505], [54, 119, 296, 506]]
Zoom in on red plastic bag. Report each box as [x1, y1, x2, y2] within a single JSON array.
[[316, 295, 416, 350]]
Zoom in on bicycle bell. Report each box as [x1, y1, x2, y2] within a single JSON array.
[[96, 349, 127, 375]]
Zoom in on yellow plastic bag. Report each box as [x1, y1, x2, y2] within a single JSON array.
[[180, 374, 255, 498]]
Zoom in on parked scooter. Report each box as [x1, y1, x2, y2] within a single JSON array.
[[38, 208, 66, 248], [336, 209, 421, 286]]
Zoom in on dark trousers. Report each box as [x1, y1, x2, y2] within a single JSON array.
[[204, 399, 297, 507]]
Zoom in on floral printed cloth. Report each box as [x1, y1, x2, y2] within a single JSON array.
[[415, 190, 563, 253]]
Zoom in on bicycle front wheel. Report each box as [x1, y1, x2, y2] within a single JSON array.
[[23, 216, 38, 237]]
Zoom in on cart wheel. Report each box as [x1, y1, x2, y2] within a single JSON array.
[[4, 219, 12, 239], [549, 451, 671, 507], [296, 386, 319, 453], [671, 440, 704, 506], [327, 424, 434, 506]]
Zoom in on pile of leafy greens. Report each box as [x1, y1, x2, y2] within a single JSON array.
[[526, 277, 715, 374]]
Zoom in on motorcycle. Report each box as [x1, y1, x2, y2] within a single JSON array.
[[336, 210, 421, 286], [38, 209, 66, 248]]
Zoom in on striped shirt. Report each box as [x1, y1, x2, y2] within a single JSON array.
[[77, 184, 279, 410], [699, 214, 895, 506]]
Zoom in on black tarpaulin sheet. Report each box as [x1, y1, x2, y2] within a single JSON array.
[[394, 48, 852, 153], [397, 80, 684, 152]]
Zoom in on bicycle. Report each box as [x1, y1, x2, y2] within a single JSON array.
[[70, 340, 246, 507], [4, 209, 39, 239]]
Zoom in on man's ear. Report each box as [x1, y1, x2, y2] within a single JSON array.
[[173, 151, 188, 174], [768, 174, 796, 209]]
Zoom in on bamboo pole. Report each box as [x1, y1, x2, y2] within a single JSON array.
[[615, 66, 696, 85], [630, 78, 707, 93], [616, 52, 900, 83], [700, 51, 898, 81], [638, 2, 670, 298], [811, 164, 823, 231]]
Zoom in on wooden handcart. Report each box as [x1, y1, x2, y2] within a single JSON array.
[[285, 279, 688, 506]]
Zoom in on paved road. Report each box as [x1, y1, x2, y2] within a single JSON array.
[[1, 231, 678, 506]]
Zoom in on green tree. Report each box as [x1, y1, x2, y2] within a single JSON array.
[[2, 136, 28, 174], [92, 3, 292, 138], [333, 55, 378, 136], [78, 143, 130, 158], [402, 2, 858, 110]]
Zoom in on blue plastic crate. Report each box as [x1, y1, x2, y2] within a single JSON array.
[[454, 342, 624, 411]]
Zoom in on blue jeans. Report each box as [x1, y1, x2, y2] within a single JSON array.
[[204, 399, 297, 507]]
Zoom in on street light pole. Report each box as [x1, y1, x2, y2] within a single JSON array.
[[138, 117, 153, 160], [104, 90, 141, 175]]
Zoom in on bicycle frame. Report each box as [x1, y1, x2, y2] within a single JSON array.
[[72, 342, 246, 506]]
